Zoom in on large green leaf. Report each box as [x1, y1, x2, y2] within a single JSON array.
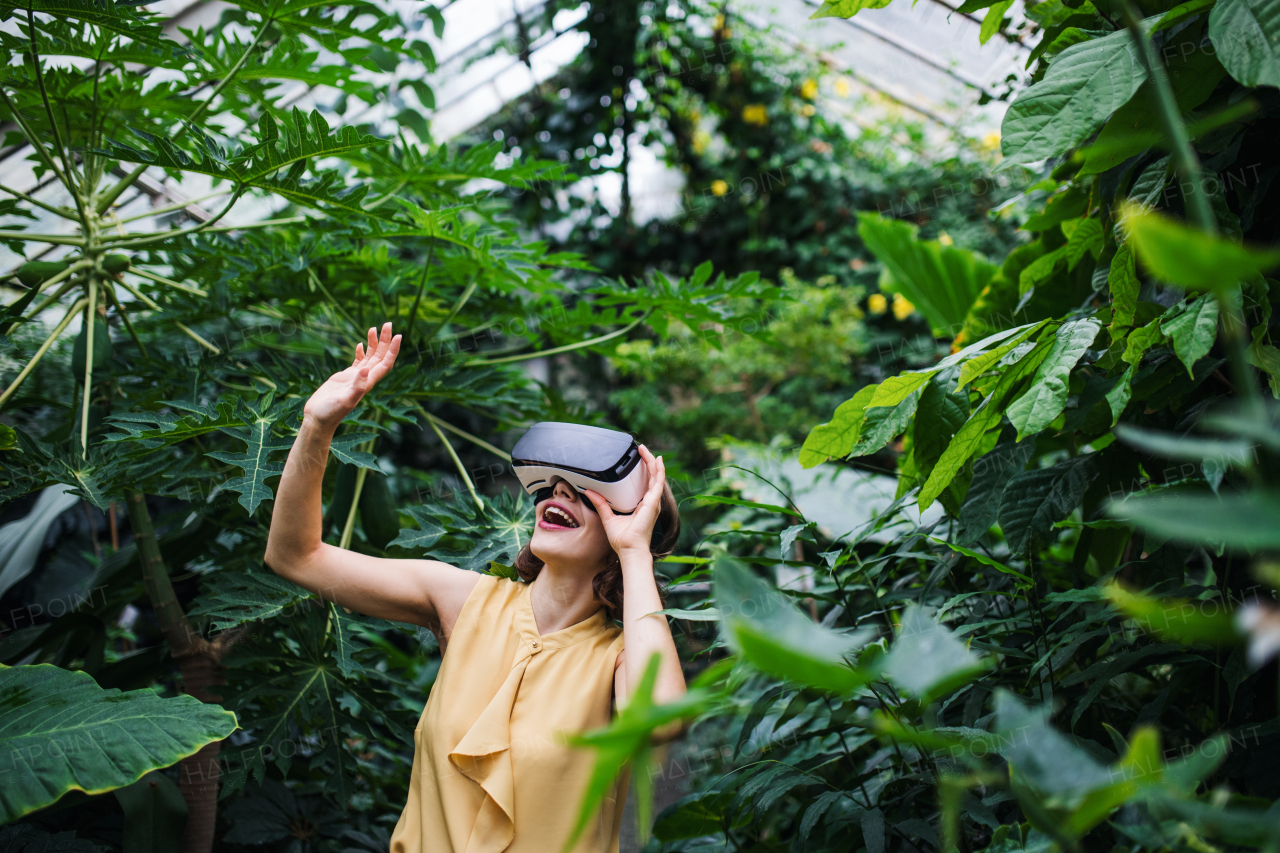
[[0, 664, 237, 822], [714, 553, 876, 693], [999, 454, 1100, 554], [799, 384, 878, 468], [857, 212, 997, 337], [1162, 295, 1220, 377], [1122, 203, 1280, 289], [957, 431, 1037, 544], [1001, 27, 1149, 166], [881, 606, 991, 703], [1210, 0, 1280, 88], [1104, 583, 1241, 644], [1006, 318, 1100, 439], [1108, 488, 1280, 548], [919, 337, 1054, 509], [809, 0, 892, 18]]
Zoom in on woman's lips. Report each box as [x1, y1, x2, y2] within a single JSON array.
[[537, 518, 578, 531]]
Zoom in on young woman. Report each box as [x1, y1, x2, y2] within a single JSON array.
[[264, 322, 687, 853]]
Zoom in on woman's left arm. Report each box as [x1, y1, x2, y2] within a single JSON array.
[[582, 446, 687, 729]]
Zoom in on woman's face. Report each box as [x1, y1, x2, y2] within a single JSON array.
[[529, 477, 614, 574]]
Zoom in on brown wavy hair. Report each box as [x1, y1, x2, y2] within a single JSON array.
[[514, 479, 681, 621]]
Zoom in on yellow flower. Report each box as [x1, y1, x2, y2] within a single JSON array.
[[713, 14, 725, 29], [981, 131, 1001, 152], [938, 232, 953, 246], [892, 293, 915, 320], [710, 179, 729, 197], [800, 104, 816, 117], [868, 293, 888, 314], [800, 78, 818, 100], [834, 77, 851, 97], [741, 104, 768, 126]]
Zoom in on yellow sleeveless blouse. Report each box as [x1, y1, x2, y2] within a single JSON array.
[[389, 574, 630, 853]]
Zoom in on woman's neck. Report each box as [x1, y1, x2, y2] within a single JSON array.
[[528, 563, 602, 635]]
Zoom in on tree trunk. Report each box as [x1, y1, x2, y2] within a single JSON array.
[[125, 490, 244, 853]]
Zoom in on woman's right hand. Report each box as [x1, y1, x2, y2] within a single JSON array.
[[302, 322, 402, 429]]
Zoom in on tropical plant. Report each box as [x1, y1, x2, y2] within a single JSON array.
[[0, 0, 784, 848], [560, 0, 1280, 849]]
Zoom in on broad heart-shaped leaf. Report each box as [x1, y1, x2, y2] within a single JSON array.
[[1104, 583, 1241, 644], [1006, 318, 1101, 439], [1000, 453, 1100, 554], [1162, 294, 1220, 377], [1001, 26, 1149, 166], [1108, 487, 1280, 548], [187, 571, 316, 631], [881, 606, 991, 704], [857, 212, 997, 337], [1121, 203, 1280, 289], [206, 396, 296, 516], [799, 384, 878, 467], [1210, 0, 1280, 88], [0, 664, 237, 822], [714, 553, 876, 693], [958, 430, 1037, 544]]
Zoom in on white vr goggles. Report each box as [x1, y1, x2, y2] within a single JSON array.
[[510, 421, 648, 514]]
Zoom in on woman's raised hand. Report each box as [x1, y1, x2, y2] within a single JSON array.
[[303, 322, 402, 429], [582, 444, 666, 557]]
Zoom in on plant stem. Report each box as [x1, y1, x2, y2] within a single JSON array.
[[28, 6, 83, 209], [426, 415, 485, 510], [101, 280, 149, 360], [80, 280, 97, 457], [413, 405, 511, 460], [404, 241, 437, 346], [0, 297, 87, 410], [115, 190, 234, 225], [105, 188, 244, 249], [0, 182, 76, 218], [470, 310, 649, 365], [0, 231, 85, 246], [175, 322, 222, 354], [128, 267, 209, 297]]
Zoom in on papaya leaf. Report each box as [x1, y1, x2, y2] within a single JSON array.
[[207, 398, 295, 516], [188, 571, 316, 630]]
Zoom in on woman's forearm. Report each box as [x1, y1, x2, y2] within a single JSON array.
[[619, 549, 687, 708], [264, 414, 338, 575]]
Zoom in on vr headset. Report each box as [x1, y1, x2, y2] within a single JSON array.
[[510, 422, 648, 514]]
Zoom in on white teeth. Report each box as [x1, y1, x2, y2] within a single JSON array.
[[544, 506, 578, 527]]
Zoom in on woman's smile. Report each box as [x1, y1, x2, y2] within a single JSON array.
[[537, 499, 581, 530]]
